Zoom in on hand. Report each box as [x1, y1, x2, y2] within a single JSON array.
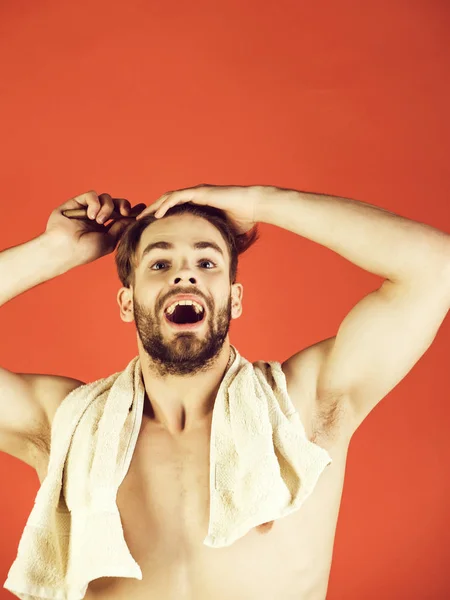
[[45, 191, 146, 265], [136, 184, 263, 235]]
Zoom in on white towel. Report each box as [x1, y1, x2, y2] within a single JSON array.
[[4, 345, 332, 600]]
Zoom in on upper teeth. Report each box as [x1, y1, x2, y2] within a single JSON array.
[[165, 300, 204, 315]]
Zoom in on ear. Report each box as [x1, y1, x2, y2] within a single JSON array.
[[230, 283, 244, 319], [117, 287, 134, 323]]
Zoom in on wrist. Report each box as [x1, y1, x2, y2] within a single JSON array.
[[39, 232, 80, 273], [253, 185, 284, 224]]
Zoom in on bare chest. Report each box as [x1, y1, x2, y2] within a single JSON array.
[[84, 413, 350, 600]]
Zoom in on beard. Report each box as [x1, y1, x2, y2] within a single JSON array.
[[133, 293, 232, 377]]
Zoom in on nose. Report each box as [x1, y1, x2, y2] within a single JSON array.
[[172, 262, 197, 286], [174, 275, 196, 284]]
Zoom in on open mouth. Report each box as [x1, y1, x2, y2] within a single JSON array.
[[164, 301, 206, 328]]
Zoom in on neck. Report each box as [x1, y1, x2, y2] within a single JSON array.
[[139, 341, 234, 436]]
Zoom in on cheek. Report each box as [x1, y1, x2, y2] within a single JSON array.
[[133, 293, 157, 316], [215, 291, 232, 314]]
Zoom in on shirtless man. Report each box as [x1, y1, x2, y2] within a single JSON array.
[[1, 185, 449, 600]]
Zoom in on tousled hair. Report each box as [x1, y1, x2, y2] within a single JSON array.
[[115, 202, 260, 288]]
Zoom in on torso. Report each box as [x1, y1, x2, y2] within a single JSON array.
[[34, 348, 354, 600]]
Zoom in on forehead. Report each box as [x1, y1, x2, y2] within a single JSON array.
[[137, 213, 228, 261]]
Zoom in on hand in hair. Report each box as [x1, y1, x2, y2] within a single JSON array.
[[136, 184, 263, 235]]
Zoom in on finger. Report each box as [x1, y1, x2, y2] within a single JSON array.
[[96, 193, 115, 224], [118, 198, 132, 216], [131, 203, 148, 215], [104, 204, 147, 232], [134, 199, 165, 220], [140, 193, 194, 220], [58, 190, 100, 217], [135, 193, 171, 220], [154, 189, 206, 217], [84, 190, 102, 220], [62, 203, 147, 221], [154, 197, 177, 217], [106, 218, 133, 245]]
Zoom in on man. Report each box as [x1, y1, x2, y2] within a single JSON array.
[[1, 184, 449, 599]]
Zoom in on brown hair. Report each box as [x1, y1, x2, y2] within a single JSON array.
[[115, 202, 260, 288]]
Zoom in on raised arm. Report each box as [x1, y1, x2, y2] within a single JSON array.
[[0, 190, 145, 468]]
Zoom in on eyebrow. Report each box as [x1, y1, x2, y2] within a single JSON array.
[[141, 240, 224, 260]]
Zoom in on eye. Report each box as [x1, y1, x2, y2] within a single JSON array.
[[199, 260, 216, 269], [151, 261, 168, 271], [150, 259, 217, 270]]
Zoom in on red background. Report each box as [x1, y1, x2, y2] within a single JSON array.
[[1, 1, 449, 598]]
